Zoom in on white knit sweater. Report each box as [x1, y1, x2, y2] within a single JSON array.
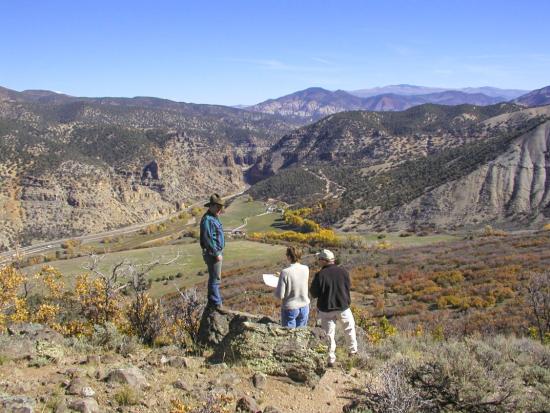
[[274, 263, 310, 310]]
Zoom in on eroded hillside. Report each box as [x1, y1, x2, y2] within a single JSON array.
[[375, 120, 550, 230]]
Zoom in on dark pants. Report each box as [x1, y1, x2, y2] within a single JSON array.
[[203, 254, 222, 306]]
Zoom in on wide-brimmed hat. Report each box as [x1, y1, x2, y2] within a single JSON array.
[[204, 193, 226, 207], [316, 249, 335, 261]]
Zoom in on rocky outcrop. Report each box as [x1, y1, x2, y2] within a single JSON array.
[[198, 306, 237, 346], [199, 307, 328, 387], [141, 160, 160, 180], [0, 140, 247, 248]]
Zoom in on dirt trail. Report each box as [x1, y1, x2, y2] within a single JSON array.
[[304, 167, 346, 199], [258, 367, 361, 412]]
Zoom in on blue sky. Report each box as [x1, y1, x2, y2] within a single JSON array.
[[1, 0, 549, 105]]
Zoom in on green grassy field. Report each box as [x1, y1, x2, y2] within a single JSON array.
[[245, 213, 287, 233], [220, 196, 285, 233], [81, 214, 196, 252], [356, 232, 459, 248], [25, 240, 287, 297], [220, 197, 267, 229], [18, 197, 287, 273]]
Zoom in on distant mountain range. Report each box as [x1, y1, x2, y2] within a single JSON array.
[[246, 85, 538, 120], [349, 84, 528, 99], [1, 82, 549, 247]]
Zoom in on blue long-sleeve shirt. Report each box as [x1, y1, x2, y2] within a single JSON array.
[[200, 211, 225, 256]]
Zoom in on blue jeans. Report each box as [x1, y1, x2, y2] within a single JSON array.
[[203, 254, 222, 306], [281, 305, 309, 328]]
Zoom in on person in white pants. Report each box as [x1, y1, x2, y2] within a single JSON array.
[[318, 308, 357, 365], [310, 249, 357, 366]]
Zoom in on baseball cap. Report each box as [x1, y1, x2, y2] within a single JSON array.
[[316, 249, 335, 261]]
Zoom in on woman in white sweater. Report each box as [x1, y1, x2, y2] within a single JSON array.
[[274, 246, 310, 327]]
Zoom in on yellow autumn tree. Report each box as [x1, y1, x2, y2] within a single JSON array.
[[75, 273, 124, 327], [0, 265, 29, 331], [248, 228, 340, 247], [32, 266, 65, 328]]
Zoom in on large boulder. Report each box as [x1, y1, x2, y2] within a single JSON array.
[[0, 323, 65, 362], [235, 395, 261, 413], [197, 306, 234, 346], [107, 366, 150, 389], [68, 398, 100, 413], [198, 306, 276, 346], [0, 335, 36, 361], [0, 394, 35, 413], [7, 323, 64, 343], [203, 309, 328, 387]]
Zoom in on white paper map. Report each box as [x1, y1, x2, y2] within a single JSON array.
[[262, 273, 279, 288]]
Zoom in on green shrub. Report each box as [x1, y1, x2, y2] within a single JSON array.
[[44, 391, 64, 412], [126, 293, 164, 346], [114, 385, 140, 406], [355, 335, 550, 413], [361, 358, 423, 413], [90, 322, 137, 354], [0, 354, 9, 365]]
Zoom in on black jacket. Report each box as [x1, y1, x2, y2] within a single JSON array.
[[310, 264, 351, 312]]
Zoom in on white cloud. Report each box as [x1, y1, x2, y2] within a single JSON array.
[[311, 57, 332, 65], [385, 43, 417, 57], [224, 57, 340, 73], [433, 69, 454, 76]]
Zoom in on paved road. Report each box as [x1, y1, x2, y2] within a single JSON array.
[[0, 190, 246, 265]]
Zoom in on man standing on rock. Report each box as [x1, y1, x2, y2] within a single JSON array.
[[310, 249, 358, 367], [200, 193, 226, 310]]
